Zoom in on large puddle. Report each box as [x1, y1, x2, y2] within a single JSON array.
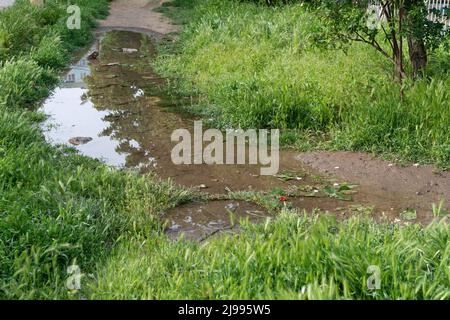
[[42, 31, 169, 170], [41, 30, 435, 240], [41, 30, 307, 194]]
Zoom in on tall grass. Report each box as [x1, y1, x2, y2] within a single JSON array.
[[154, 0, 450, 168], [90, 211, 450, 300], [0, 104, 195, 298]]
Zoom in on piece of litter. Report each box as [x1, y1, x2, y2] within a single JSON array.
[[103, 62, 120, 67], [122, 48, 138, 53]]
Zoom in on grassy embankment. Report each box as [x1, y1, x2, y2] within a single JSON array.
[[1, 0, 448, 299], [0, 0, 194, 299]]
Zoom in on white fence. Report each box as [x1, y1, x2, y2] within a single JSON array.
[[369, 1, 449, 27], [427, 0, 450, 27]]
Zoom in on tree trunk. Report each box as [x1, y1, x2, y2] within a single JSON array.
[[407, 35, 427, 77], [404, 0, 428, 77]]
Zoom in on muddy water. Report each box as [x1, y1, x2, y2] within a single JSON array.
[[41, 31, 308, 192], [41, 30, 442, 241], [165, 200, 268, 241], [40, 30, 347, 239]]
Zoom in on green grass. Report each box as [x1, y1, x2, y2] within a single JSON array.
[[0, 108, 192, 298], [154, 0, 450, 169], [89, 211, 450, 299]]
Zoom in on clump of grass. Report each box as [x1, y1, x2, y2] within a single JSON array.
[[89, 211, 450, 299], [0, 58, 57, 108]]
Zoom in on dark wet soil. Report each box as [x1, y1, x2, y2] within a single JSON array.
[[297, 151, 450, 224], [41, 30, 448, 241]]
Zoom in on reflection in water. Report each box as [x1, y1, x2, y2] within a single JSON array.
[[63, 57, 90, 88], [42, 85, 130, 166], [41, 31, 166, 169], [40, 31, 307, 195]]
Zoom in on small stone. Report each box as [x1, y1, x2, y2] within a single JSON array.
[[68, 137, 93, 145]]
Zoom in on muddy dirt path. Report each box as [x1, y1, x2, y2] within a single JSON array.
[[41, 1, 448, 240], [99, 0, 178, 36]]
